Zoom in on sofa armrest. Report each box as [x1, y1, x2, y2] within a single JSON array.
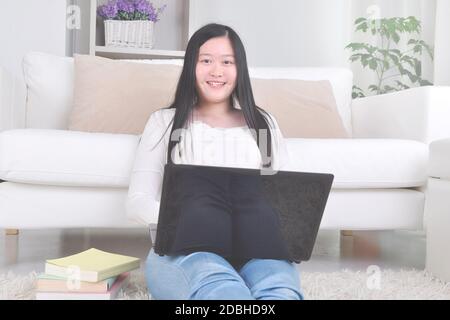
[[429, 138, 450, 180], [0, 67, 11, 132], [0, 67, 27, 132], [351, 86, 450, 143]]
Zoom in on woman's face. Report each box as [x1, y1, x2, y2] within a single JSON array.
[[195, 36, 237, 106]]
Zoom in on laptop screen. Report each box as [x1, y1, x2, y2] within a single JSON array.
[[154, 163, 334, 263]]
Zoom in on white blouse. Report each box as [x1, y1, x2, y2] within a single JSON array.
[[125, 108, 291, 227]]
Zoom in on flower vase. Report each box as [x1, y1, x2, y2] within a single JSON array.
[[104, 20, 154, 49]]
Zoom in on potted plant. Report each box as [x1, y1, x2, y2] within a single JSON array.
[[97, 0, 167, 49], [345, 16, 434, 98]]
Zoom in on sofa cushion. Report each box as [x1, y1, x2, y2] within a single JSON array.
[[249, 67, 353, 135], [22, 51, 184, 130], [22, 52, 74, 129], [0, 129, 427, 188], [0, 129, 139, 187], [286, 138, 428, 188], [23, 52, 353, 135], [250, 78, 349, 138], [68, 54, 182, 135]]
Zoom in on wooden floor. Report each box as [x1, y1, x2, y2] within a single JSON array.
[[0, 228, 426, 275]]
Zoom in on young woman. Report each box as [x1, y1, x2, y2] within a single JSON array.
[[126, 23, 304, 300]]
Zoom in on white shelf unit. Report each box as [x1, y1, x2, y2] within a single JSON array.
[[94, 46, 185, 59], [89, 0, 191, 59]]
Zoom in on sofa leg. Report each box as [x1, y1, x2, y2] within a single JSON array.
[[340, 230, 353, 237], [5, 229, 19, 236], [4, 229, 19, 265], [340, 230, 381, 260]]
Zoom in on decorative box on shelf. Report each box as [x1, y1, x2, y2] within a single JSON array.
[[104, 20, 155, 49]]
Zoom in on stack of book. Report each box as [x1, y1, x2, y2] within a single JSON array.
[[35, 248, 140, 300]]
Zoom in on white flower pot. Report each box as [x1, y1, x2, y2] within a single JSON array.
[[104, 20, 154, 49]]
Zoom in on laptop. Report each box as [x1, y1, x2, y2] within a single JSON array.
[[153, 163, 334, 263]]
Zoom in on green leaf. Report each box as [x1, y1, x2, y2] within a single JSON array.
[[395, 80, 410, 90], [345, 43, 366, 51], [421, 42, 434, 60], [386, 19, 396, 34], [413, 45, 422, 54], [368, 85, 379, 92], [361, 54, 372, 67], [407, 16, 421, 33], [405, 70, 418, 83], [355, 17, 366, 24], [400, 55, 415, 69], [419, 79, 433, 86], [352, 85, 366, 99], [349, 53, 362, 62], [356, 22, 368, 33], [413, 59, 421, 76], [383, 85, 395, 92], [391, 49, 402, 56], [369, 59, 378, 70], [367, 45, 377, 54], [388, 53, 399, 64], [392, 32, 400, 43]]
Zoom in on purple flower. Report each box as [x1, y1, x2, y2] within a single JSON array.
[[97, 0, 118, 19], [97, 0, 166, 22], [134, 0, 166, 21], [117, 0, 135, 13]]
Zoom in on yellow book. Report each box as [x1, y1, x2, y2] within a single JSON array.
[[45, 248, 140, 283]]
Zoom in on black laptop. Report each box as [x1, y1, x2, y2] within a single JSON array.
[[154, 163, 334, 263]]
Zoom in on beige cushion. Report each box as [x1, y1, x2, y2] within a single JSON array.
[[69, 54, 347, 138], [68, 54, 182, 135], [251, 78, 349, 138]]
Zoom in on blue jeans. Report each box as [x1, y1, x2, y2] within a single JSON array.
[[145, 248, 304, 300]]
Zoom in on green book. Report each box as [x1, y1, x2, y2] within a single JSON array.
[[45, 248, 140, 282], [37, 273, 118, 293]]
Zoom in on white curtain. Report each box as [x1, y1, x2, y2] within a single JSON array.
[[346, 0, 441, 95], [191, 0, 449, 88], [434, 0, 450, 85]]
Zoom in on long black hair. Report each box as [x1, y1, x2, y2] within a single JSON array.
[[159, 23, 275, 168]]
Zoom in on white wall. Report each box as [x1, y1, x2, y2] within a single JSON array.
[[434, 0, 450, 85], [0, 0, 68, 130], [189, 0, 354, 68]]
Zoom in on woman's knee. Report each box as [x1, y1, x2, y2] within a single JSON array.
[[239, 259, 304, 300], [179, 251, 245, 283], [177, 251, 254, 300], [145, 250, 251, 300], [145, 250, 190, 300], [254, 286, 304, 300]]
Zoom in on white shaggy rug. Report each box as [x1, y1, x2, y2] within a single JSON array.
[[1, 269, 449, 300]]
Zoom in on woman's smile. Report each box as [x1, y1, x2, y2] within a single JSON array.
[[206, 81, 226, 88]]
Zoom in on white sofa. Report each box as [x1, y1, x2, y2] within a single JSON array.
[[1, 52, 450, 233], [425, 138, 450, 281]]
